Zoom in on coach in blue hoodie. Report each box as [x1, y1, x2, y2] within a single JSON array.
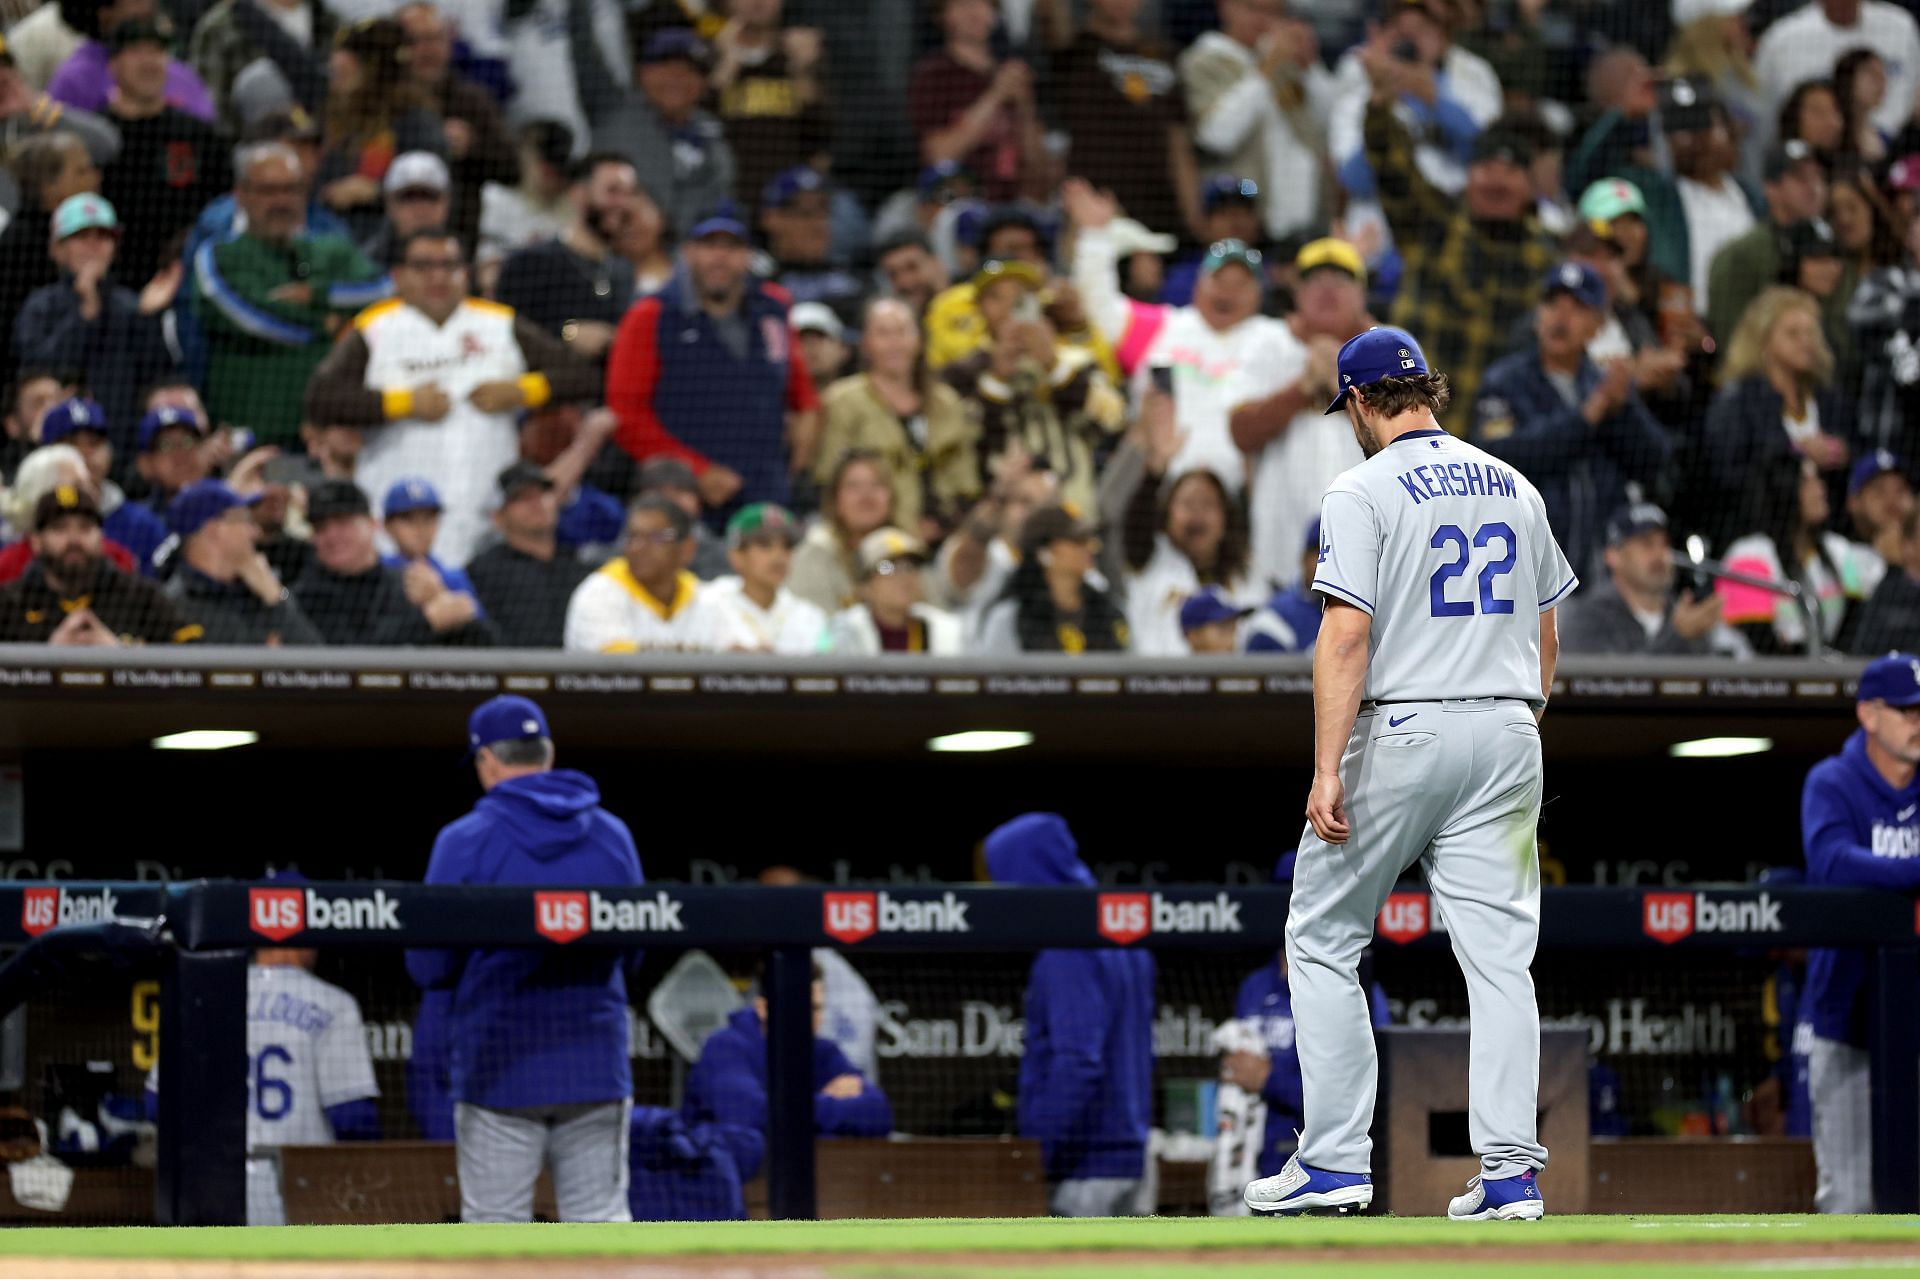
[[681, 968, 893, 1182], [1798, 653, 1920, 1214], [985, 813, 1156, 1217], [405, 695, 644, 1224]]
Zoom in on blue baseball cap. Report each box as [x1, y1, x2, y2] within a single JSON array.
[[761, 165, 825, 211], [1179, 586, 1254, 632], [39, 396, 108, 445], [688, 200, 748, 242], [1848, 449, 1907, 497], [137, 405, 206, 452], [1542, 260, 1606, 311], [167, 479, 261, 539], [1202, 174, 1260, 212], [467, 694, 551, 757], [640, 27, 712, 69], [918, 160, 971, 197], [1324, 326, 1429, 415], [1858, 653, 1920, 706], [382, 477, 442, 517], [1302, 516, 1322, 554]]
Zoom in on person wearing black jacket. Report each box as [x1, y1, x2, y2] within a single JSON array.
[[1851, 505, 1920, 654], [0, 132, 100, 364], [1559, 503, 1725, 656], [0, 484, 197, 644], [293, 481, 495, 647], [978, 505, 1130, 654], [163, 479, 323, 645], [465, 462, 590, 648]]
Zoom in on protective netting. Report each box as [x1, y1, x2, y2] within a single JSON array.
[[2, 941, 1813, 1222], [0, 0, 1906, 656]]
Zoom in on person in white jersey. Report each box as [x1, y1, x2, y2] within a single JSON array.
[[705, 502, 833, 654], [149, 872, 380, 1227], [1243, 326, 1574, 1222]]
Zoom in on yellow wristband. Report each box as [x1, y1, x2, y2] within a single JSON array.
[[517, 373, 552, 410], [381, 387, 414, 420]]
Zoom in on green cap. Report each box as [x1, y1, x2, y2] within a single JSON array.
[[1202, 238, 1264, 277], [50, 193, 117, 242], [1577, 178, 1646, 237], [726, 501, 800, 548]]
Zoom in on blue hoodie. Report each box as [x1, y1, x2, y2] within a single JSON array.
[[404, 770, 644, 1109], [1799, 729, 1920, 1045], [680, 1006, 893, 1180], [984, 813, 1156, 1183], [1232, 959, 1390, 1177]]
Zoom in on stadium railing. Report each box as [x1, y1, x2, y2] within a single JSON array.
[[1, 881, 1915, 1225]]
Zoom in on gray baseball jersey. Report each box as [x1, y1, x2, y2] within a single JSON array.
[[1312, 428, 1576, 701]]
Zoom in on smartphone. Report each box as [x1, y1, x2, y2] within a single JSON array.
[[263, 454, 308, 486], [1012, 293, 1043, 325], [1150, 365, 1175, 396], [1392, 38, 1420, 64]]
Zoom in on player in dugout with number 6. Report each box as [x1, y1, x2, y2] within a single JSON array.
[[1243, 326, 1574, 1221]]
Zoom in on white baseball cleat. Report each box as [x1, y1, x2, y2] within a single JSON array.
[[1447, 1170, 1546, 1221], [1245, 1152, 1374, 1215]]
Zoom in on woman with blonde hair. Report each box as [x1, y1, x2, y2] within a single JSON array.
[[787, 449, 897, 614], [1664, 0, 1764, 182], [1701, 286, 1855, 545], [815, 298, 981, 543]]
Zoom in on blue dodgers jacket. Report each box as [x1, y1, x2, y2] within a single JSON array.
[[404, 770, 644, 1109], [984, 813, 1156, 1183], [1232, 960, 1390, 1178], [1468, 350, 1671, 578], [680, 1006, 893, 1180], [1800, 729, 1920, 1045]]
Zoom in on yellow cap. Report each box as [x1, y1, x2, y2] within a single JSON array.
[[1295, 238, 1366, 286]]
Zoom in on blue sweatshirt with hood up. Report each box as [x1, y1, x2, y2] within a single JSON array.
[[985, 812, 1156, 1183], [1799, 728, 1920, 1045], [405, 769, 644, 1109]]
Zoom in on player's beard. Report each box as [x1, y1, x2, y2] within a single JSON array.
[[1347, 405, 1383, 458]]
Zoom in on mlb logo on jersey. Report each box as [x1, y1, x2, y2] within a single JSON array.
[[1642, 892, 1693, 944], [250, 887, 305, 942], [1097, 893, 1151, 945], [1377, 892, 1429, 944], [534, 891, 589, 944], [824, 891, 877, 944]]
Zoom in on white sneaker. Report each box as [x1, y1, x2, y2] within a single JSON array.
[[1245, 1152, 1374, 1215], [1448, 1170, 1546, 1221]]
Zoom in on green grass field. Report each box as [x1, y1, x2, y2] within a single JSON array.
[[3, 1215, 1919, 1277]]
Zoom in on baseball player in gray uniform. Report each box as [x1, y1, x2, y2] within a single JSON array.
[[1243, 327, 1575, 1221]]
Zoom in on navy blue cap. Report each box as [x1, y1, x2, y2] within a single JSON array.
[[382, 477, 443, 517], [688, 200, 748, 242], [762, 165, 825, 210], [1179, 586, 1253, 632], [467, 694, 551, 757], [1542, 260, 1606, 310], [1604, 501, 1668, 547], [168, 479, 261, 539], [1324, 326, 1429, 414], [950, 198, 989, 247], [137, 405, 206, 452], [640, 27, 712, 68], [1848, 449, 1906, 497], [1858, 653, 1920, 706], [918, 160, 971, 197], [1302, 516, 1322, 554], [39, 397, 108, 445], [1202, 174, 1260, 212]]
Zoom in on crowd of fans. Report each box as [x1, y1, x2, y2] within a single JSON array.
[[0, 0, 1917, 657]]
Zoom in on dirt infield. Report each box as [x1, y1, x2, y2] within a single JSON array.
[[14, 1241, 1920, 1279]]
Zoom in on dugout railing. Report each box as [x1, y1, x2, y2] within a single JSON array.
[[0, 881, 1915, 1224]]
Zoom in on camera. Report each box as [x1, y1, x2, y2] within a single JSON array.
[[1392, 38, 1420, 64]]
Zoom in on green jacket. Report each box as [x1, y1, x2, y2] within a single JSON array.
[[189, 230, 387, 443]]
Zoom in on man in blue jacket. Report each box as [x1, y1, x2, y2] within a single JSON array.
[[985, 813, 1156, 1217], [1468, 260, 1671, 582], [1799, 653, 1920, 1213], [680, 964, 892, 1182], [404, 694, 644, 1223]]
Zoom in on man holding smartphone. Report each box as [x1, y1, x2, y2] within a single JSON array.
[[1558, 503, 1724, 655]]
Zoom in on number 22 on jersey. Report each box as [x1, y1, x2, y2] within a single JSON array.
[[1429, 523, 1517, 618]]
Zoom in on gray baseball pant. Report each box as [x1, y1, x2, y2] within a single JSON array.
[[1286, 698, 1549, 1181], [1808, 1036, 1872, 1213], [455, 1099, 633, 1223]]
